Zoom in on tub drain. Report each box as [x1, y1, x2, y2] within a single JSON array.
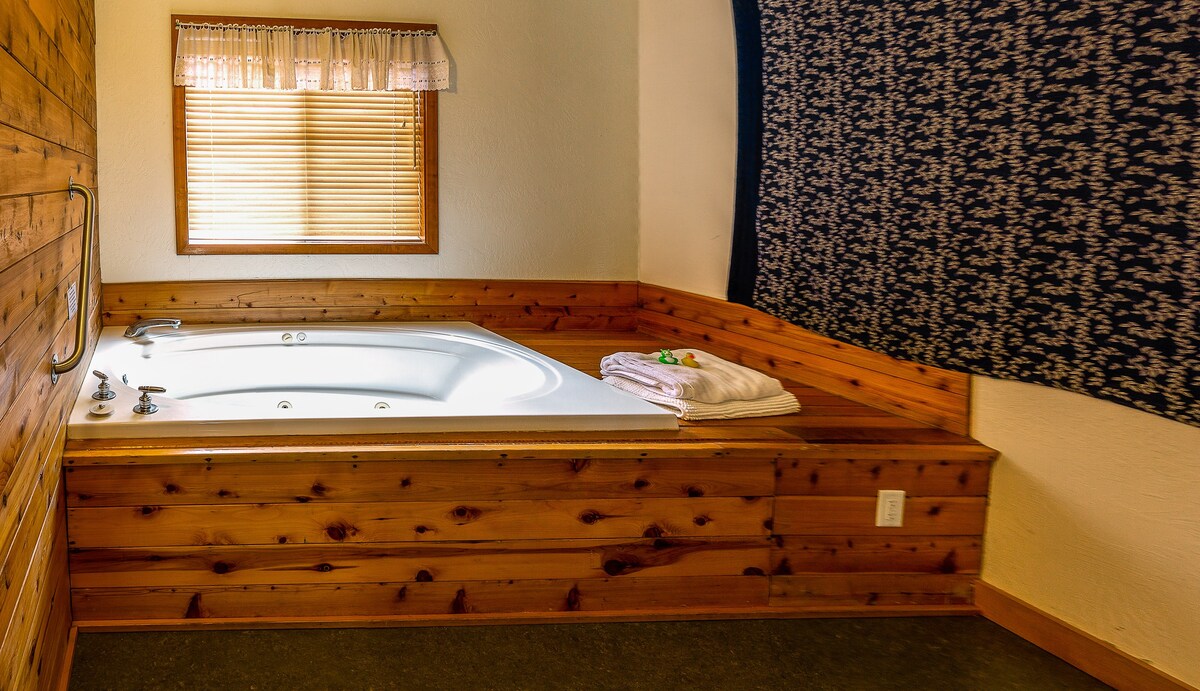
[[374, 402, 390, 409], [278, 401, 292, 409]]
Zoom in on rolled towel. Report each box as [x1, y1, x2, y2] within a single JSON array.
[[599, 349, 782, 404], [603, 375, 800, 421]]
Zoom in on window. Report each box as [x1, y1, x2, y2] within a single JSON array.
[[171, 15, 442, 255]]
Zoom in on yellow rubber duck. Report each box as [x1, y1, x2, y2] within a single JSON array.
[[680, 352, 700, 368]]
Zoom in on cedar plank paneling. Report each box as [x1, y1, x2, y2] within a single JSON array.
[[771, 536, 982, 574], [0, 0, 95, 685], [637, 285, 970, 434], [773, 496, 988, 536], [64, 457, 776, 506], [72, 576, 769, 620], [100, 279, 640, 331], [66, 497, 772, 548], [68, 538, 773, 588]]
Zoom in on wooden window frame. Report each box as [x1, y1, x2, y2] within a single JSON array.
[[171, 14, 439, 255]]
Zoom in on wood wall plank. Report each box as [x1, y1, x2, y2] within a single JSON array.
[[769, 574, 975, 607], [0, 0, 95, 683], [100, 280, 640, 331], [67, 497, 772, 548], [68, 538, 773, 588], [637, 285, 970, 434], [776, 457, 992, 496], [73, 576, 770, 621], [771, 536, 982, 575], [774, 496, 987, 536], [64, 457, 776, 506]]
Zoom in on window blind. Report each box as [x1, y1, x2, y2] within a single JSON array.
[[183, 88, 425, 244]]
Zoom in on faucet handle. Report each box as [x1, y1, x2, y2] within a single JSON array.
[[133, 385, 166, 415], [91, 370, 116, 401]]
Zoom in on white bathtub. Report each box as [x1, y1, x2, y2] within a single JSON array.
[[67, 322, 678, 439]]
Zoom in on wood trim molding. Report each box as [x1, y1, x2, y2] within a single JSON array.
[[975, 581, 1197, 691], [101, 279, 639, 331], [636, 284, 971, 434], [52, 627, 78, 691]]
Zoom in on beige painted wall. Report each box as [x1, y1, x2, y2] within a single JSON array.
[[973, 378, 1200, 684], [97, 0, 638, 282], [637, 1, 1200, 685], [637, 0, 737, 299]]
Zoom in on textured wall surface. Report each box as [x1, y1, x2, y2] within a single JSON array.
[[638, 0, 738, 299], [97, 0, 638, 282], [974, 377, 1200, 684], [731, 0, 1198, 425]]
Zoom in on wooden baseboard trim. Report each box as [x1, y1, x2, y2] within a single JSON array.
[[975, 581, 1196, 691], [53, 626, 78, 691], [72, 604, 979, 633]]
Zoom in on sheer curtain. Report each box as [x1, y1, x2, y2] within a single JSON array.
[[174, 22, 450, 91]]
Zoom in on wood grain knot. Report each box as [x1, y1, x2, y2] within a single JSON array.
[[603, 559, 632, 576], [693, 515, 710, 527], [325, 523, 358, 542], [311, 482, 328, 496], [762, 518, 774, 531], [939, 549, 958, 574], [400, 477, 412, 488], [652, 539, 675, 551], [449, 506, 482, 522], [566, 586, 582, 611], [163, 483, 181, 494], [773, 559, 792, 576], [642, 525, 664, 538], [139, 506, 160, 516], [395, 586, 408, 601], [578, 510, 605, 525], [184, 593, 204, 618], [315, 563, 334, 573], [217, 489, 237, 498], [742, 567, 766, 576], [927, 505, 942, 516], [685, 486, 704, 497], [414, 525, 429, 534], [633, 478, 650, 489], [211, 561, 232, 574], [415, 570, 434, 582], [569, 459, 591, 473], [452, 588, 469, 614], [294, 496, 311, 503]]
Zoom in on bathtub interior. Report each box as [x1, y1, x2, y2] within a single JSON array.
[[67, 322, 679, 438]]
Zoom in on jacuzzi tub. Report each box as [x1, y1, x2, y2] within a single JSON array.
[[67, 322, 678, 439]]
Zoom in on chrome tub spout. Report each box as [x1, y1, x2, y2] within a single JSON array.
[[124, 318, 182, 338]]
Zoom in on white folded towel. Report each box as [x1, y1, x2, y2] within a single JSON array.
[[599, 349, 783, 404], [603, 376, 800, 421]]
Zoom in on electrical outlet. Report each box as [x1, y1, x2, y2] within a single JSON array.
[[875, 489, 905, 527]]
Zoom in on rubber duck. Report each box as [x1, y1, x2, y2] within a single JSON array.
[[657, 348, 679, 365], [680, 352, 700, 368]]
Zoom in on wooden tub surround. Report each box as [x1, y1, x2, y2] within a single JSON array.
[[63, 286, 996, 628]]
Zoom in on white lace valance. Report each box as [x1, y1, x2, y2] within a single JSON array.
[[174, 22, 450, 91]]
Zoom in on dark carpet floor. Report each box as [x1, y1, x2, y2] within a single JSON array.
[[68, 616, 1109, 690]]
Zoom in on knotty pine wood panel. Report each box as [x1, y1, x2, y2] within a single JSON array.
[[101, 280, 640, 330], [770, 536, 982, 575], [68, 497, 773, 548], [0, 49, 95, 157], [0, 0, 96, 684], [64, 457, 775, 506], [639, 284, 965, 395], [68, 538, 774, 588], [73, 576, 769, 621], [637, 284, 970, 434], [0, 0, 96, 125], [776, 457, 992, 496], [773, 496, 988, 536], [769, 574, 975, 607]]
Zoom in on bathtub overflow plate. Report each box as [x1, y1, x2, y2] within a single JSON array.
[[375, 402, 390, 409], [277, 401, 292, 409]]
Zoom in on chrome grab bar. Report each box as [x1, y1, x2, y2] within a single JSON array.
[[124, 318, 182, 338], [51, 179, 97, 384]]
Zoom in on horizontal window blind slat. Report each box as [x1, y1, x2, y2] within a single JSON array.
[[183, 86, 426, 245]]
